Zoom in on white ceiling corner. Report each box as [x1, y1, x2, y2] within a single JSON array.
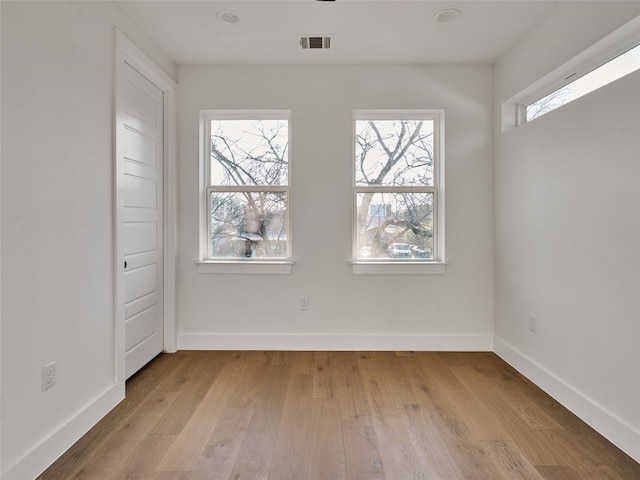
[[116, 0, 559, 65]]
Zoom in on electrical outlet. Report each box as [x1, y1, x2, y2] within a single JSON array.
[[300, 298, 310, 310], [43, 362, 56, 391], [528, 314, 538, 333]]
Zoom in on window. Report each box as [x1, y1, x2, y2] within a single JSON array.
[[353, 111, 445, 270], [525, 43, 640, 122], [200, 111, 291, 269]]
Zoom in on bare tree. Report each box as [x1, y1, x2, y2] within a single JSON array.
[[526, 85, 571, 122], [355, 119, 435, 257], [209, 119, 289, 257]]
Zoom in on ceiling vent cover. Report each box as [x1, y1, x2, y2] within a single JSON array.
[[300, 35, 332, 49]]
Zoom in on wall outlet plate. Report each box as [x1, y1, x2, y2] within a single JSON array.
[[300, 298, 310, 310], [43, 362, 56, 391]]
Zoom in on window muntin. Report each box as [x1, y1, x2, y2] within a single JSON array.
[[202, 112, 290, 261], [526, 43, 640, 122], [353, 112, 442, 262]]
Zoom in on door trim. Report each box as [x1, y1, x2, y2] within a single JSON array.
[[114, 30, 177, 385]]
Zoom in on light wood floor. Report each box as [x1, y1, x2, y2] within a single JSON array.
[[38, 351, 639, 480]]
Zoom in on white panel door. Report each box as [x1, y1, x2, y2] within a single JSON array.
[[122, 61, 164, 379]]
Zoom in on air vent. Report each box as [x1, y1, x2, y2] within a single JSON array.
[[299, 35, 332, 49]]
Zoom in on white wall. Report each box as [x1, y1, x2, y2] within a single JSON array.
[[177, 64, 495, 350], [494, 6, 640, 461], [0, 4, 3, 476], [0, 2, 175, 478]]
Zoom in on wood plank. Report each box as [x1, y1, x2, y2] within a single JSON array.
[[152, 351, 232, 434], [139, 473, 192, 480], [224, 458, 271, 480], [378, 445, 426, 480], [378, 351, 419, 405], [459, 356, 563, 430], [481, 440, 546, 480], [449, 364, 578, 469], [191, 407, 254, 479], [334, 352, 373, 427], [307, 398, 347, 480], [156, 352, 251, 471], [535, 465, 583, 480], [227, 362, 292, 479], [407, 352, 510, 443], [342, 425, 385, 480], [357, 352, 412, 446], [38, 351, 640, 480], [399, 403, 467, 479], [268, 371, 313, 479], [106, 434, 176, 480], [228, 351, 275, 408], [450, 363, 560, 436], [312, 351, 336, 399]]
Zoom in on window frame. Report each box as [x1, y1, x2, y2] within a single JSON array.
[[351, 110, 446, 274], [198, 110, 293, 274]]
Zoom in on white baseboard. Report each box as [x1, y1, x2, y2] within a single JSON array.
[[177, 333, 494, 352], [494, 336, 640, 463], [2, 383, 124, 480]]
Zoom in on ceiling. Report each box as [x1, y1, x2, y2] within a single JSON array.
[[117, 0, 559, 65]]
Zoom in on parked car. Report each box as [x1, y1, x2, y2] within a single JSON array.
[[387, 243, 412, 258], [411, 246, 430, 258]]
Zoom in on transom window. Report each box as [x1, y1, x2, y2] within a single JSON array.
[[353, 111, 444, 263], [200, 111, 290, 261], [525, 43, 640, 122]]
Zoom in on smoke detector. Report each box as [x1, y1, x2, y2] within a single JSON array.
[[433, 8, 462, 24], [299, 35, 333, 49], [217, 10, 241, 24]]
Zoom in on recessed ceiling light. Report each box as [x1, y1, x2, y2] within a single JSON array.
[[434, 8, 462, 24], [217, 10, 241, 25]]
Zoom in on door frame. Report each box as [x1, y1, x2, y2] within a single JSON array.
[[114, 29, 177, 385]]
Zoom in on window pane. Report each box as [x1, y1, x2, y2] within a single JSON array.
[[210, 119, 289, 186], [356, 192, 434, 259], [525, 85, 571, 121], [355, 119, 434, 187], [210, 191, 288, 258]]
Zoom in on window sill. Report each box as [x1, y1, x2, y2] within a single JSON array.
[[350, 260, 447, 275], [196, 260, 294, 275]]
